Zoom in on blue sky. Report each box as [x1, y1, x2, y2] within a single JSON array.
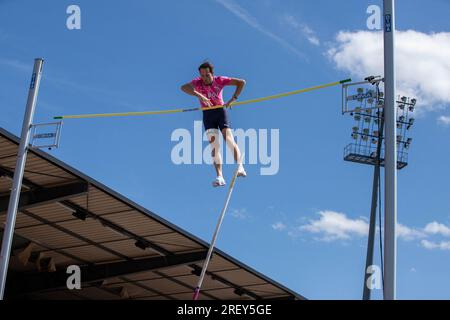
[[1, 0, 450, 300]]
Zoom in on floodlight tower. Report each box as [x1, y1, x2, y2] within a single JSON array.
[[345, 0, 403, 300], [342, 72, 417, 300], [342, 75, 416, 300]]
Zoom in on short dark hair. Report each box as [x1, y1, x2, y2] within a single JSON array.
[[198, 62, 214, 74]]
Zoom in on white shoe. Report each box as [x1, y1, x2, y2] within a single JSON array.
[[212, 176, 226, 188], [237, 165, 247, 178]]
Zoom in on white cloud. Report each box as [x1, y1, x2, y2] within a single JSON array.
[[299, 210, 369, 242], [424, 221, 450, 237], [272, 221, 286, 231], [281, 14, 320, 46], [328, 30, 450, 111], [421, 239, 450, 251], [214, 0, 305, 58], [274, 208, 450, 252], [437, 116, 450, 126], [397, 223, 426, 241]]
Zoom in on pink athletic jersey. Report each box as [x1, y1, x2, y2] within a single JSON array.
[[191, 76, 232, 108]]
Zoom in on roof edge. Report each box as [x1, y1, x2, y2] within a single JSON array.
[[0, 126, 306, 300]]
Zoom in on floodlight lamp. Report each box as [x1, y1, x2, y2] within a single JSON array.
[[404, 139, 412, 149]]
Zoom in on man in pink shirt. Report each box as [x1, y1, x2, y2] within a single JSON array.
[[181, 62, 247, 187]]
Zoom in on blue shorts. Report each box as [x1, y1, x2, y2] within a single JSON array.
[[203, 108, 231, 131]]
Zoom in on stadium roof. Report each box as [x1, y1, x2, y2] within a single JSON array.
[[0, 127, 305, 300]]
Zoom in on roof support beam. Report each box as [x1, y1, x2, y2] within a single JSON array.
[[0, 165, 39, 190], [0, 181, 88, 214], [190, 264, 262, 300], [59, 200, 173, 256], [6, 250, 207, 297]]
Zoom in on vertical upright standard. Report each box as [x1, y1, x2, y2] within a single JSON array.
[[0, 58, 44, 300], [383, 0, 397, 300]]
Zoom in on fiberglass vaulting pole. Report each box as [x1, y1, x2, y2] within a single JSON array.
[[0, 58, 44, 300], [383, 0, 397, 300], [193, 161, 241, 300]]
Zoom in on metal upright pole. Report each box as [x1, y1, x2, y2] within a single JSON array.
[[0, 58, 44, 300], [383, 0, 397, 300]]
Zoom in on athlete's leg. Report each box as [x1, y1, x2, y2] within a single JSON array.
[[206, 129, 223, 177], [221, 128, 242, 165], [219, 110, 247, 177]]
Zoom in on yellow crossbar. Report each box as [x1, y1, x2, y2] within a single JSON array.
[[54, 79, 351, 120]]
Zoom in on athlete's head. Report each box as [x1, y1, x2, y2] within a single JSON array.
[[198, 62, 214, 85]]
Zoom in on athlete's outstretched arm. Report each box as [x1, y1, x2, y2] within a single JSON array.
[[224, 78, 246, 107]]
